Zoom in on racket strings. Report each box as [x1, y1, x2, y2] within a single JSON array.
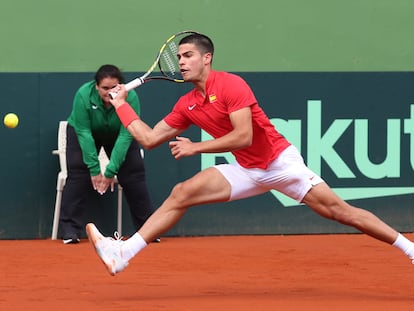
[[159, 38, 184, 80], [162, 50, 179, 77]]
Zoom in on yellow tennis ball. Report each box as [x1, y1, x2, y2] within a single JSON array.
[[4, 113, 19, 128]]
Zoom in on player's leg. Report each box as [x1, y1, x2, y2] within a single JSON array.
[[260, 145, 414, 262], [86, 166, 232, 275], [259, 145, 397, 244], [302, 183, 398, 244], [136, 166, 232, 242], [302, 183, 414, 262]]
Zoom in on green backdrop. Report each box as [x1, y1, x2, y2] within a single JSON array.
[[1, 0, 414, 72]]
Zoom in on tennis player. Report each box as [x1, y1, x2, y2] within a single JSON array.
[[86, 33, 414, 275]]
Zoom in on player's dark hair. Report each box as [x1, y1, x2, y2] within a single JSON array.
[[94, 64, 125, 84], [179, 33, 214, 57]]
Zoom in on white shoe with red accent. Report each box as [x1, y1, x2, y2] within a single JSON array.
[[86, 223, 128, 276]]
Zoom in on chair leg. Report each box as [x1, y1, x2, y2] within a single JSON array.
[[51, 189, 63, 240], [117, 185, 123, 236]]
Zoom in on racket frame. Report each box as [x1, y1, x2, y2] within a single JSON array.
[[110, 30, 198, 98]]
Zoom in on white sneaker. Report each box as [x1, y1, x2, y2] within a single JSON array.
[[86, 223, 128, 276]]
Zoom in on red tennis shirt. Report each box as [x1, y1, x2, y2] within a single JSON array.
[[164, 70, 290, 169]]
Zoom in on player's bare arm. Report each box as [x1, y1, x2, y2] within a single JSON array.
[[169, 107, 253, 159], [129, 119, 183, 150], [109, 84, 184, 149]]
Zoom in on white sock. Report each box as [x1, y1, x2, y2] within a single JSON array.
[[121, 232, 148, 262], [392, 233, 414, 259]]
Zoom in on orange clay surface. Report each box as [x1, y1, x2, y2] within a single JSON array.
[[1, 234, 413, 311]]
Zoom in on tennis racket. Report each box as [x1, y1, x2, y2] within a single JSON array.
[[110, 30, 199, 99]]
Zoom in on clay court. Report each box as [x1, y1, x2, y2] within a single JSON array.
[[1, 233, 413, 311]]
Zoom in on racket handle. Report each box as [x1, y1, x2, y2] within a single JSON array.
[[109, 77, 144, 99], [125, 78, 144, 91]]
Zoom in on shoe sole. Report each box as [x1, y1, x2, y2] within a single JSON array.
[[86, 223, 116, 276], [63, 238, 80, 244]]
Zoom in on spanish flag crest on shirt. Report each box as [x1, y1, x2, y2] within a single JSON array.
[[209, 94, 217, 103]]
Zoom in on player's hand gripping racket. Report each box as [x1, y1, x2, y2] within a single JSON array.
[[110, 30, 198, 99]]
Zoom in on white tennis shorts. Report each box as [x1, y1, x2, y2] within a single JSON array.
[[214, 145, 324, 203]]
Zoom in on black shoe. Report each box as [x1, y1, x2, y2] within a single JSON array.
[[62, 234, 80, 244], [152, 238, 161, 243]]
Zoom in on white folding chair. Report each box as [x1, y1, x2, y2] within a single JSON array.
[[51, 121, 123, 240]]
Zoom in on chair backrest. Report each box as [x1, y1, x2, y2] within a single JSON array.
[[56, 120, 111, 175], [56, 121, 68, 176]]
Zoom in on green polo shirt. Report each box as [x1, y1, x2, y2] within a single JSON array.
[[67, 80, 141, 178]]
